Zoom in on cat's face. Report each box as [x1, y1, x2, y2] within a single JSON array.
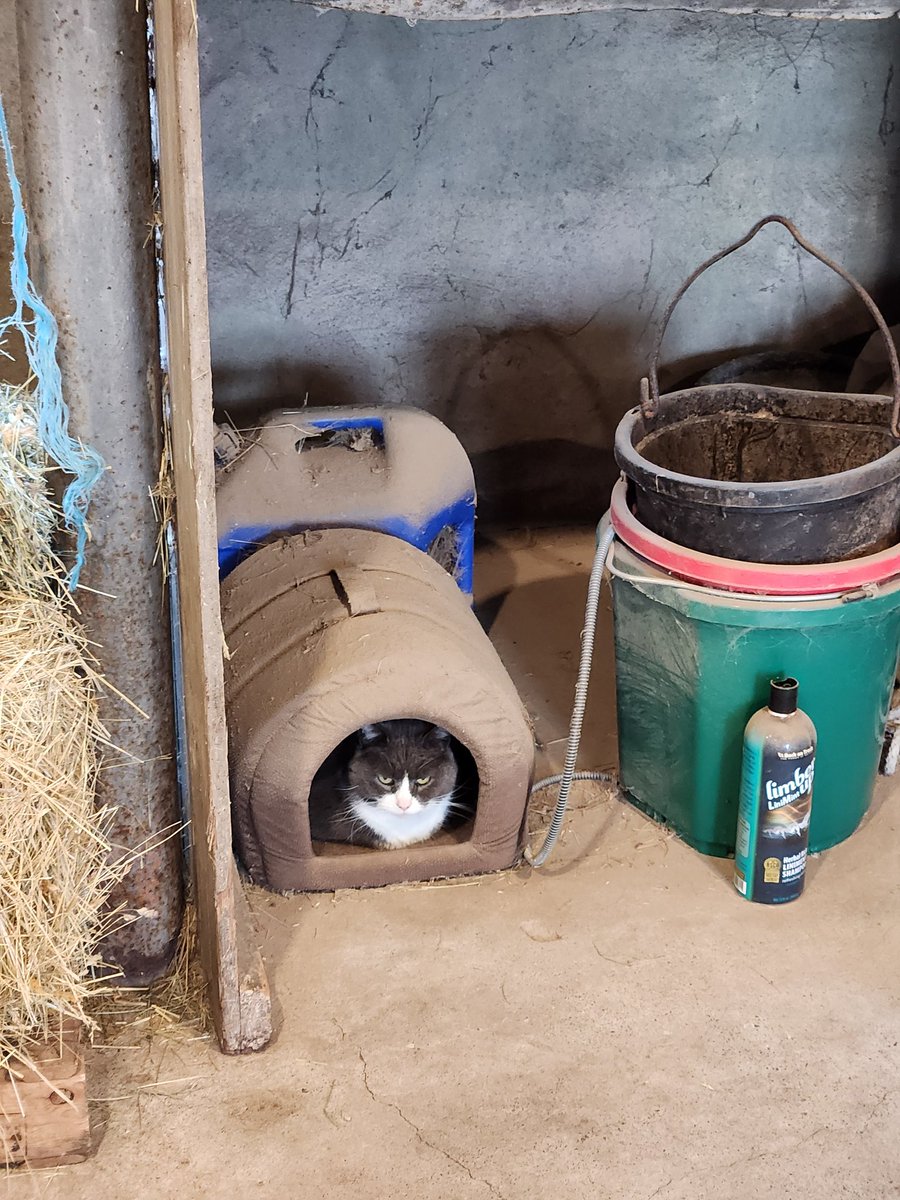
[[346, 720, 459, 847]]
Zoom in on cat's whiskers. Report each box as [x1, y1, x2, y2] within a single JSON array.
[[441, 784, 473, 814]]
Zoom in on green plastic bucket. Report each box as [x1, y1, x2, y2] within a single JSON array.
[[611, 539, 900, 856]]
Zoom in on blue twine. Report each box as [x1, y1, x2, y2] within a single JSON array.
[[0, 94, 104, 593]]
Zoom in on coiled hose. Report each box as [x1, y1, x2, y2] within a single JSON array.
[[525, 514, 617, 866]]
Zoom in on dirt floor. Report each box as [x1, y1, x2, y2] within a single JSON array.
[[9, 529, 900, 1199]]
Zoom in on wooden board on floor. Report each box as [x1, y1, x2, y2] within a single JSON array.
[[153, 0, 272, 1054], [0, 1021, 90, 1168]]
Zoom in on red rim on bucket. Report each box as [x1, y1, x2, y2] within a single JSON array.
[[610, 479, 900, 596]]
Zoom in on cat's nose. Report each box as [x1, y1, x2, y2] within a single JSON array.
[[396, 794, 412, 811]]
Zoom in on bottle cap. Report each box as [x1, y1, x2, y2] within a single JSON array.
[[769, 677, 799, 715]]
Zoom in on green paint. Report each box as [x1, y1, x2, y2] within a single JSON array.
[[611, 543, 900, 857], [734, 738, 762, 898]]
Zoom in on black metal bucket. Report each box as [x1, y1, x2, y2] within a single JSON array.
[[614, 215, 900, 565]]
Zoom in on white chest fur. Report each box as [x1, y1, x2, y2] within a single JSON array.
[[351, 789, 452, 848]]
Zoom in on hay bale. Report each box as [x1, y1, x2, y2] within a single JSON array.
[[0, 383, 130, 1064], [0, 383, 55, 595], [0, 595, 125, 1047]]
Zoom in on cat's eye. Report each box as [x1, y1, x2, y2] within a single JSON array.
[[376, 774, 394, 787], [416, 776, 431, 787]]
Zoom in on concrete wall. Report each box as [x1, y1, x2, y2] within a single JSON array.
[[0, 1, 27, 387], [0, 7, 20, 164], [201, 5, 900, 521]]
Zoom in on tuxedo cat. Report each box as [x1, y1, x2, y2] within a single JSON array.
[[309, 720, 462, 849]]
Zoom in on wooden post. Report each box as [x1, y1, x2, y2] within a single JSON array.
[[152, 0, 272, 1054]]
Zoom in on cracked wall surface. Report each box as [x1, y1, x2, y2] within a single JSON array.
[[199, 4, 900, 521]]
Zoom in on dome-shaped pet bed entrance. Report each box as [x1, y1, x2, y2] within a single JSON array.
[[306, 723, 481, 856], [221, 529, 534, 891]]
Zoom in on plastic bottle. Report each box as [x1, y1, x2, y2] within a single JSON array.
[[733, 677, 816, 904]]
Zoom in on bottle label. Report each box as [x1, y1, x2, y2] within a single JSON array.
[[734, 739, 814, 903]]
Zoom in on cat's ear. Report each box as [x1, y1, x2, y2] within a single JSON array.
[[427, 725, 451, 743], [358, 724, 383, 744]]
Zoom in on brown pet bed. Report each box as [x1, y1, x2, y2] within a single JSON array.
[[221, 529, 534, 891]]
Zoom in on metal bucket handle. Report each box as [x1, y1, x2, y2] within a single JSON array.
[[641, 214, 900, 439]]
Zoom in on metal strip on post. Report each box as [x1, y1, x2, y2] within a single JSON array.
[[15, 1, 182, 982]]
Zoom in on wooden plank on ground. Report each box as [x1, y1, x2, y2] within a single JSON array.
[[153, 0, 272, 1055], [0, 1021, 90, 1168]]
